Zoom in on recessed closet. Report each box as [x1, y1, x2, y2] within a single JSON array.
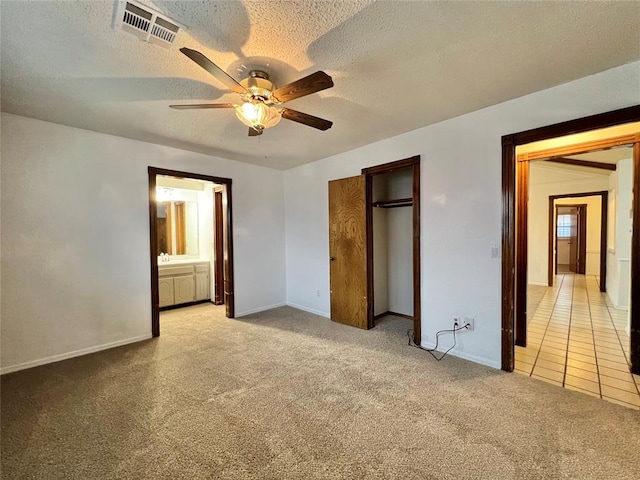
[[371, 167, 414, 321], [328, 156, 421, 342]]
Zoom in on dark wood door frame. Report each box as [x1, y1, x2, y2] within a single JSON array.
[[362, 156, 421, 344], [148, 167, 234, 337], [548, 193, 607, 288], [502, 104, 640, 373]]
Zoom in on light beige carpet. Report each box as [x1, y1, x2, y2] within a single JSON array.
[[2, 304, 640, 479]]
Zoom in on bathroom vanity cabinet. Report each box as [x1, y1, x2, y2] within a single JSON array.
[[158, 262, 210, 308]]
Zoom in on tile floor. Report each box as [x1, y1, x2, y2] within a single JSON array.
[[515, 274, 640, 410]]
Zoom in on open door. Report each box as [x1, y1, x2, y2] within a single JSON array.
[[328, 175, 368, 329], [568, 206, 587, 274], [568, 207, 578, 273], [577, 205, 587, 274], [213, 188, 224, 305], [223, 184, 235, 318]]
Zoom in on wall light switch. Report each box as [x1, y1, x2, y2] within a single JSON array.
[[491, 246, 499, 258]]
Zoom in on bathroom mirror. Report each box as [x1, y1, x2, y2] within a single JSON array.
[[157, 201, 199, 256]]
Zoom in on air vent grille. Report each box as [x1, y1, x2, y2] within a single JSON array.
[[150, 24, 175, 43], [114, 1, 183, 48], [123, 5, 151, 33]]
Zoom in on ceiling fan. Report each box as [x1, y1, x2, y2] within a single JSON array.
[[170, 48, 334, 136]]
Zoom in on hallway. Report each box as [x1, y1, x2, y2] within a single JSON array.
[[516, 274, 640, 409]]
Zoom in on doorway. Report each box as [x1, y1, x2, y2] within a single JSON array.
[[213, 187, 225, 305], [555, 205, 586, 274], [363, 156, 421, 342], [148, 167, 235, 337], [548, 192, 609, 286], [327, 156, 421, 343], [501, 105, 640, 375]]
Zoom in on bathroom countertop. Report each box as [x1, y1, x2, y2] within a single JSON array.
[[158, 258, 210, 266]]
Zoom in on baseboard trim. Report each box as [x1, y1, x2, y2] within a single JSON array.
[[375, 310, 414, 321], [528, 281, 549, 287], [286, 302, 330, 318], [160, 299, 211, 311], [416, 340, 501, 370], [235, 302, 286, 317], [0, 334, 153, 375]]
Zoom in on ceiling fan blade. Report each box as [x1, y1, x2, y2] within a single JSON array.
[[248, 127, 262, 137], [272, 71, 333, 103], [180, 47, 247, 95], [169, 103, 234, 109], [281, 108, 333, 131]]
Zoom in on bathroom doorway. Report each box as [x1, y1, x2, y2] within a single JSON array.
[[148, 167, 234, 337]]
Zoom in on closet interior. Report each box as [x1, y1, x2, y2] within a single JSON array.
[[371, 166, 415, 323]]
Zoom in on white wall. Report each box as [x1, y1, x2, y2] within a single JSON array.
[[386, 169, 413, 316], [197, 184, 215, 299], [387, 207, 413, 316], [608, 170, 619, 306], [1, 114, 286, 373], [197, 184, 214, 262], [557, 239, 570, 265], [528, 164, 609, 286], [284, 61, 640, 369], [607, 157, 634, 309]]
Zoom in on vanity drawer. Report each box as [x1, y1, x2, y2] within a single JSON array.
[[195, 263, 209, 273], [159, 265, 193, 277]]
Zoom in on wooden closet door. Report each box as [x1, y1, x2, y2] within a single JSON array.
[[328, 175, 368, 329]]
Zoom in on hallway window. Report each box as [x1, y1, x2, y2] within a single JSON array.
[[557, 214, 572, 238]]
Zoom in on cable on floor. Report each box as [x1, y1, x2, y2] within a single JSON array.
[[407, 325, 468, 361]]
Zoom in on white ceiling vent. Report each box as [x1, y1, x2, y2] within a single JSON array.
[[114, 1, 184, 48]]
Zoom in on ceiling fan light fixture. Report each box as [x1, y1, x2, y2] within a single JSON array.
[[241, 72, 275, 103], [172, 49, 334, 135], [235, 102, 282, 131]]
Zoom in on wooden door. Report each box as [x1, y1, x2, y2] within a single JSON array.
[[213, 189, 224, 305], [577, 205, 587, 274], [569, 208, 578, 273], [328, 175, 368, 329], [223, 185, 235, 318]]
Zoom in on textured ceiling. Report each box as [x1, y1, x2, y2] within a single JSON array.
[[2, 1, 640, 170]]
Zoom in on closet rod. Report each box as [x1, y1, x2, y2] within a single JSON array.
[[372, 197, 413, 208]]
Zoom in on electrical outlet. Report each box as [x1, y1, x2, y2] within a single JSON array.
[[453, 316, 460, 328], [316, 289, 320, 297], [463, 317, 475, 331]]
